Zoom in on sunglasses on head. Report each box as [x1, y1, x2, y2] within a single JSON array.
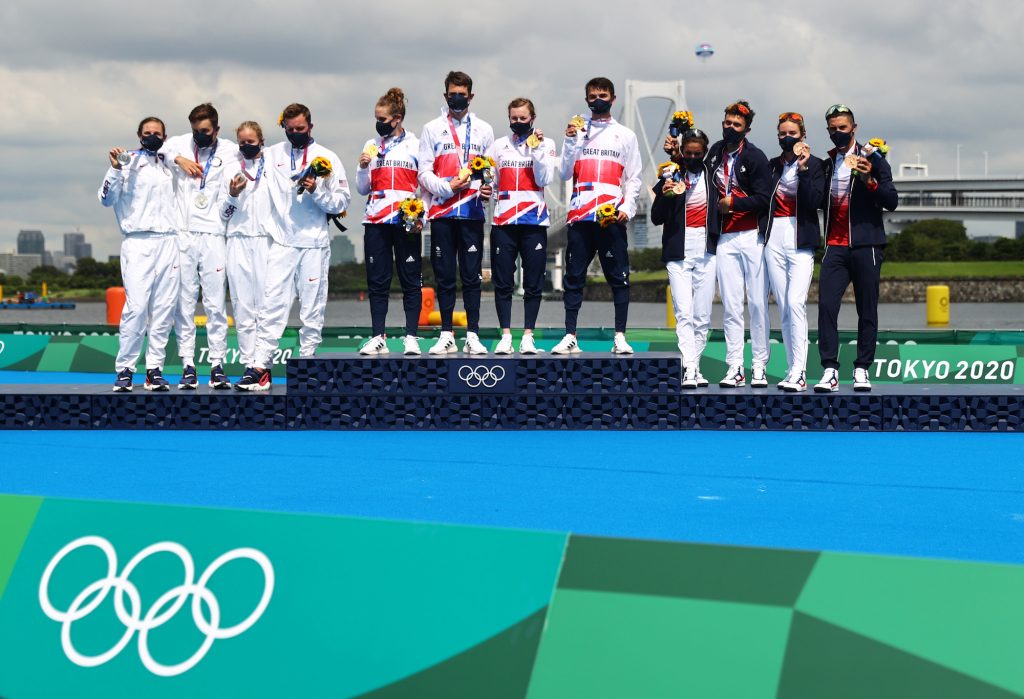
[[778, 112, 804, 123], [825, 104, 852, 118]]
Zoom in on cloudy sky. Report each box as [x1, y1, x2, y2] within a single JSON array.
[[1, 0, 1021, 260]]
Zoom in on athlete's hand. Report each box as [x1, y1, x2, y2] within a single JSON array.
[[853, 156, 873, 175], [479, 183, 493, 198], [109, 147, 126, 169], [565, 123, 579, 138], [533, 128, 545, 143], [450, 173, 471, 192], [176, 156, 204, 178], [300, 175, 317, 192], [796, 149, 811, 169], [719, 196, 733, 214], [663, 135, 680, 158], [358, 152, 373, 169], [229, 174, 247, 197], [616, 210, 629, 223]]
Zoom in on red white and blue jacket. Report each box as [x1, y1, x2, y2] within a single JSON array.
[[355, 131, 420, 225], [559, 117, 642, 224], [487, 133, 556, 227], [417, 109, 494, 220]]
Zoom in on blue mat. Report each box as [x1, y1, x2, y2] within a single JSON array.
[[1, 430, 1021, 565]]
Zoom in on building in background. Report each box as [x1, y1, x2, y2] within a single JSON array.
[[17, 230, 45, 256], [330, 234, 357, 265], [64, 232, 93, 260], [0, 253, 44, 278]]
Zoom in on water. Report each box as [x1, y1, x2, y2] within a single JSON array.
[[2, 298, 1022, 331]]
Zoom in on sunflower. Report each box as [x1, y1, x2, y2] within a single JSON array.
[[658, 161, 679, 172], [277, 112, 284, 127], [597, 203, 618, 220], [470, 156, 488, 171], [402, 198, 425, 218], [310, 157, 333, 176], [672, 111, 694, 128]]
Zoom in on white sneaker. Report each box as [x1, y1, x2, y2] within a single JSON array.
[[853, 367, 872, 392], [403, 335, 421, 355], [463, 331, 488, 355], [428, 331, 458, 355], [551, 333, 581, 355], [782, 371, 807, 393], [359, 335, 389, 355], [682, 364, 698, 390], [814, 368, 839, 393], [750, 363, 768, 388], [494, 333, 514, 355], [695, 370, 709, 388], [519, 333, 539, 354], [777, 374, 793, 391], [611, 333, 634, 354], [719, 365, 745, 388]]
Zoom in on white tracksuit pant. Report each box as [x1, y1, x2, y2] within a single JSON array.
[[114, 232, 180, 372], [175, 230, 228, 367], [254, 242, 330, 367], [666, 227, 717, 368], [226, 234, 272, 367], [765, 216, 815, 377], [716, 228, 770, 368]]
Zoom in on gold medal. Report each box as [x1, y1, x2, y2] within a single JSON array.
[[569, 115, 586, 130], [793, 142, 810, 158], [364, 144, 379, 157], [458, 167, 472, 180], [526, 133, 541, 149], [844, 153, 859, 169]]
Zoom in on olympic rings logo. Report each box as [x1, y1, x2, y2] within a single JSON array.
[[38, 535, 274, 677], [457, 364, 506, 388]]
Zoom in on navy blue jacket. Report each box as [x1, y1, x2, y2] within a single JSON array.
[[821, 143, 899, 248], [651, 166, 720, 262], [705, 138, 773, 236], [766, 154, 826, 250]]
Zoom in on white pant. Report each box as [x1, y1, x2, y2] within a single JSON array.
[[765, 216, 815, 376], [115, 233, 180, 372], [226, 235, 272, 366], [666, 227, 717, 368], [254, 243, 330, 367], [175, 231, 228, 366], [716, 229, 770, 367]]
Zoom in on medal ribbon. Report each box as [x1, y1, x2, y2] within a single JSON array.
[[193, 140, 219, 192]]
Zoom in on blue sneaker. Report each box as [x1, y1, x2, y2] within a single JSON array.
[[234, 367, 272, 392], [112, 368, 133, 392], [209, 364, 232, 390], [178, 365, 198, 390], [144, 368, 170, 392]]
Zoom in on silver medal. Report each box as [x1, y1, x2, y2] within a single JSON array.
[[194, 192, 210, 209], [116, 152, 132, 166]]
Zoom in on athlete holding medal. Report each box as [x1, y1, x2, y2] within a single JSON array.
[[164, 103, 238, 390], [418, 71, 495, 355]]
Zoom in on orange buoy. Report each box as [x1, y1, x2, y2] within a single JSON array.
[[106, 287, 126, 325], [418, 287, 437, 326]]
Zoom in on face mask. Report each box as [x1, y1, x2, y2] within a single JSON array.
[[779, 135, 799, 153], [446, 93, 470, 112], [509, 121, 533, 136], [588, 98, 612, 115], [286, 130, 311, 148], [375, 119, 395, 137], [682, 156, 704, 174], [140, 134, 164, 152], [239, 142, 261, 159], [193, 130, 214, 148], [830, 130, 853, 148], [722, 127, 745, 145]]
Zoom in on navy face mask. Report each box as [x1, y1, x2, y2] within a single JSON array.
[[193, 130, 214, 148], [375, 120, 395, 137], [779, 135, 799, 153], [239, 142, 261, 159], [140, 134, 164, 152], [286, 131, 311, 148], [722, 127, 745, 145], [588, 98, 612, 115], [446, 93, 470, 112], [830, 130, 853, 148], [509, 121, 533, 136], [682, 156, 704, 174]]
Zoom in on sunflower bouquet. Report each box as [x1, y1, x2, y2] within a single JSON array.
[[596, 202, 619, 228], [400, 197, 426, 233], [863, 138, 890, 161], [469, 155, 497, 184], [669, 110, 695, 137], [658, 161, 683, 197], [295, 156, 334, 192]]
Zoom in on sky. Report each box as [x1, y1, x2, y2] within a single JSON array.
[[1, 0, 1022, 260]]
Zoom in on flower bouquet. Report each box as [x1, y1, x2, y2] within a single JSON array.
[[596, 202, 619, 228], [863, 138, 890, 161], [669, 110, 694, 137], [469, 155, 497, 184], [400, 197, 426, 233], [295, 156, 333, 193], [658, 161, 682, 197]]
